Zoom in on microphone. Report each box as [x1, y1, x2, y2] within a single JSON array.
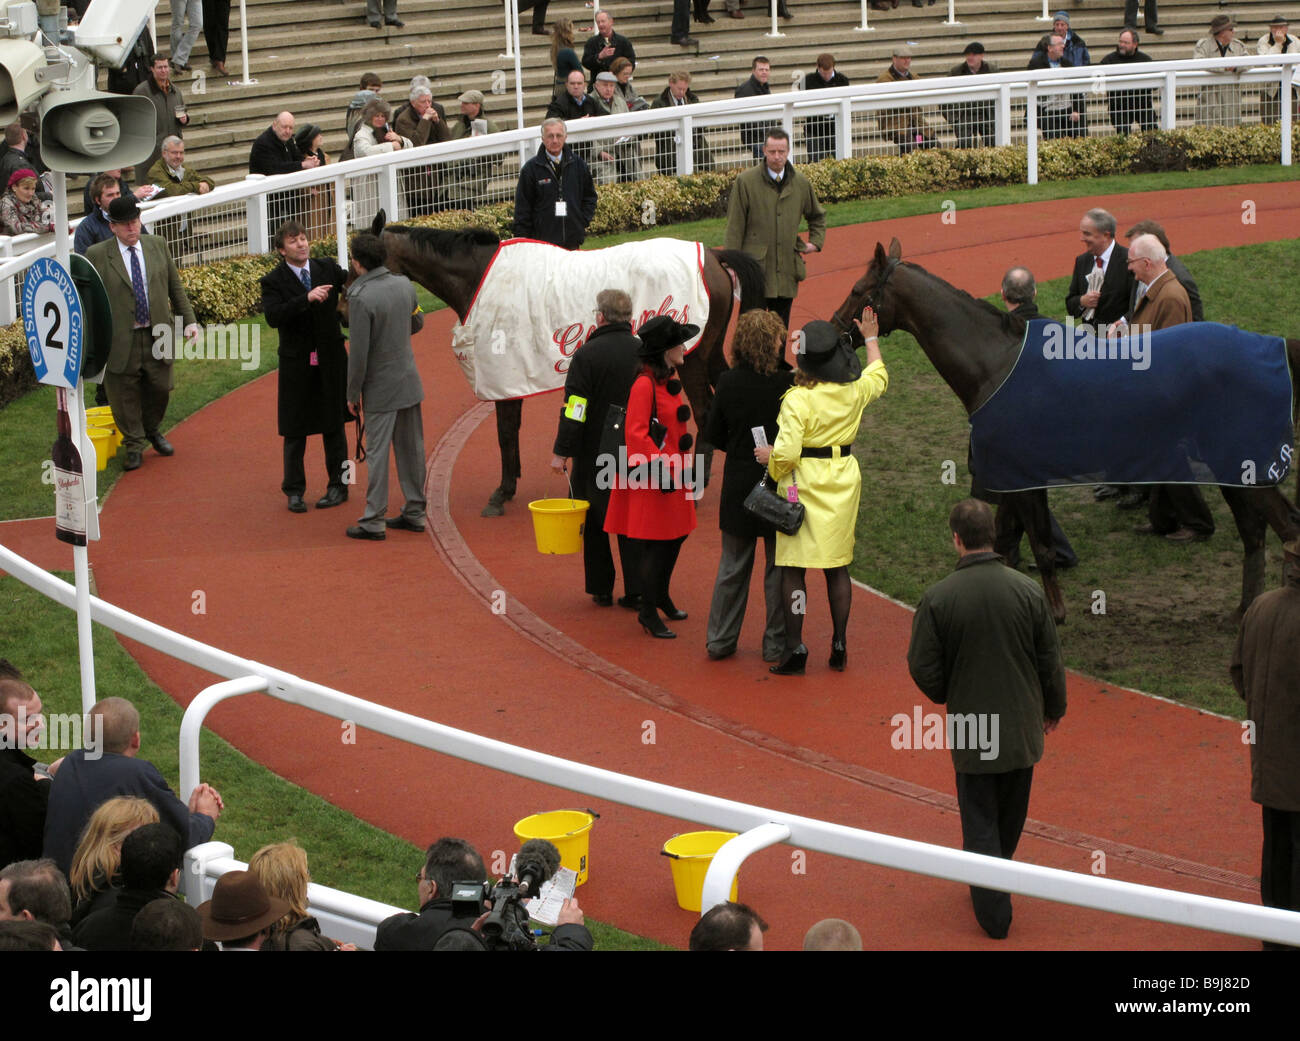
[[515, 838, 562, 897]]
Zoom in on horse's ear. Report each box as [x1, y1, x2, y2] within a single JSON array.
[[872, 241, 889, 266], [888, 238, 902, 260], [371, 209, 387, 236]]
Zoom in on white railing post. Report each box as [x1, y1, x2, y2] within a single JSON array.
[[379, 164, 400, 222], [1282, 65, 1293, 166], [766, 0, 784, 39], [182, 841, 235, 906], [943, 0, 961, 27], [245, 176, 269, 254], [499, 0, 515, 58], [678, 114, 692, 176], [837, 98, 853, 159], [179, 676, 270, 805], [235, 0, 256, 86], [1026, 82, 1039, 185], [1162, 71, 1177, 129], [997, 83, 1012, 147], [854, 0, 872, 33], [334, 174, 349, 264], [0, 236, 15, 325], [699, 822, 791, 913], [1037, 0, 1050, 19]]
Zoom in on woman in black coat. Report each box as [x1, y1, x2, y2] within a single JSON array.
[[703, 310, 794, 661]]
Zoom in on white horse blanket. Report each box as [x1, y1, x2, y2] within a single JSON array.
[[449, 238, 710, 401]]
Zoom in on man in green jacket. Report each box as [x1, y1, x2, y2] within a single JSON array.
[[907, 498, 1066, 939], [723, 128, 825, 327]]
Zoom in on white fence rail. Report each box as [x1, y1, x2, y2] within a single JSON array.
[[3, 539, 1299, 946], [0, 53, 1294, 324]]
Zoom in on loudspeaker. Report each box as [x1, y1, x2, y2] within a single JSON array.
[[0, 38, 49, 125], [38, 90, 157, 173]]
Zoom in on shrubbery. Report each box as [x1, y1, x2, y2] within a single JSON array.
[[1, 124, 1294, 404]]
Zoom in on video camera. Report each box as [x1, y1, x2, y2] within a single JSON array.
[[447, 838, 563, 951]]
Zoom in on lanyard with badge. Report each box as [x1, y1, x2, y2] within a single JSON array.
[[550, 156, 567, 218]]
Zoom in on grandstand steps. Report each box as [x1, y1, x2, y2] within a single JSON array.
[[62, 0, 1290, 218]]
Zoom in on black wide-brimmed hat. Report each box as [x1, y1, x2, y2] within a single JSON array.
[[637, 315, 700, 358], [794, 320, 862, 384]]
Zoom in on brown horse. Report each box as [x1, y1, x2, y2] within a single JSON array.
[[366, 211, 765, 514], [831, 238, 1300, 623]]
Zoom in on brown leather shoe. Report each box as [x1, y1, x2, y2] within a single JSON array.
[[728, 8, 744, 15]]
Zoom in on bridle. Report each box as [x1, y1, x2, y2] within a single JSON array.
[[832, 257, 899, 336]]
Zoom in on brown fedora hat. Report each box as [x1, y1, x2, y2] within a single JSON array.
[[1209, 14, 1234, 32], [196, 870, 290, 942]]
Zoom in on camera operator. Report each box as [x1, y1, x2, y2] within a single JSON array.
[[374, 837, 592, 951]]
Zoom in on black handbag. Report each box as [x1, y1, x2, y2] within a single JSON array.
[[743, 472, 805, 535]]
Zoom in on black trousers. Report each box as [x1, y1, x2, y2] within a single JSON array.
[[671, 0, 689, 38], [202, 0, 230, 62], [282, 427, 347, 497], [764, 297, 793, 328], [516, 0, 550, 29], [1261, 805, 1300, 949], [577, 461, 639, 599], [1123, 0, 1157, 28], [1148, 484, 1215, 536], [955, 767, 1034, 939]]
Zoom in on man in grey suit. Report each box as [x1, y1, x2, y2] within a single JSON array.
[[85, 196, 198, 471], [344, 233, 426, 541]]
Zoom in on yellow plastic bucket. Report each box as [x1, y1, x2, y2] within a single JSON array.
[[513, 809, 598, 886], [527, 498, 589, 555], [662, 831, 739, 912], [85, 426, 113, 472], [85, 407, 122, 452]]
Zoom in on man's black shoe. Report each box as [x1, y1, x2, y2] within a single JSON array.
[[386, 17, 405, 26], [672, 35, 698, 45], [147, 433, 174, 456], [346, 526, 386, 541], [316, 486, 348, 509], [288, 495, 307, 513], [123, 451, 142, 471], [617, 594, 643, 610], [592, 593, 614, 607], [385, 515, 425, 532]]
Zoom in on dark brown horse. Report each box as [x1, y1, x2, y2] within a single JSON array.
[[832, 238, 1300, 623], [366, 211, 765, 513]]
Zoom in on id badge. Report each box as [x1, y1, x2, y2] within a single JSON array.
[[309, 351, 318, 367], [555, 200, 568, 218]]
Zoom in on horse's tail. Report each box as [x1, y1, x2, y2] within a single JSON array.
[[712, 248, 766, 314]]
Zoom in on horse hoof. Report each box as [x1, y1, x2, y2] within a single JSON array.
[[481, 501, 505, 517]]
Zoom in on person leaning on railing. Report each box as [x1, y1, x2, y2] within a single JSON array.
[[0, 169, 53, 236], [444, 91, 502, 211], [1257, 15, 1300, 124], [1194, 14, 1248, 126]]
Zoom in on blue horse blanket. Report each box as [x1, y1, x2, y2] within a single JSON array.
[[970, 320, 1294, 492]]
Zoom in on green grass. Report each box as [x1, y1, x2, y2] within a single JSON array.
[[0, 573, 670, 950]]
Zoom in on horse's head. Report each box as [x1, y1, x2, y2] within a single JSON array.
[[833, 238, 902, 343]]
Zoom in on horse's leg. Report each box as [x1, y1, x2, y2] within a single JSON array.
[[1005, 491, 1066, 624], [1221, 486, 1269, 621]]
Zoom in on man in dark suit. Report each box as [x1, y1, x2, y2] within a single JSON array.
[[85, 196, 198, 471], [1065, 208, 1133, 327], [343, 232, 426, 541], [549, 288, 643, 608], [260, 221, 351, 514], [1066, 208, 1135, 504], [248, 112, 320, 243]]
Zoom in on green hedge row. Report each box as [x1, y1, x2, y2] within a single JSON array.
[[2, 123, 1294, 406]]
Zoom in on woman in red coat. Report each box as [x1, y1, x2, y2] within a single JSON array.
[[604, 316, 700, 638]]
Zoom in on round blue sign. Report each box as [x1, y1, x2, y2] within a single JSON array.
[[22, 257, 85, 389]]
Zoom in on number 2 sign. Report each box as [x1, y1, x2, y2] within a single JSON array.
[[23, 257, 85, 389]]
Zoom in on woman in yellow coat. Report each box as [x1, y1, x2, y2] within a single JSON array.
[[756, 309, 887, 675]]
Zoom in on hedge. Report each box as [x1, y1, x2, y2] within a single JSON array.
[[2, 124, 1295, 405]]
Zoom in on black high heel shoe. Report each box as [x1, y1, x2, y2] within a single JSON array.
[[769, 644, 808, 675], [640, 613, 677, 639], [659, 598, 688, 621], [829, 640, 847, 672]]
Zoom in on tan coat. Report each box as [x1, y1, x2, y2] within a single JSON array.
[[1193, 35, 1248, 125], [1130, 267, 1192, 331], [724, 162, 826, 300], [875, 66, 924, 141]]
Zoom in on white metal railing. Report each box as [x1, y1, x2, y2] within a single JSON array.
[[4, 538, 1300, 946], [184, 843, 404, 949], [0, 51, 1294, 323]]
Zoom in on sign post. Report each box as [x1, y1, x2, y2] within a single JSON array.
[[23, 172, 100, 713]]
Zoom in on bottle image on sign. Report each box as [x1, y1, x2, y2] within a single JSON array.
[[53, 387, 87, 547]]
